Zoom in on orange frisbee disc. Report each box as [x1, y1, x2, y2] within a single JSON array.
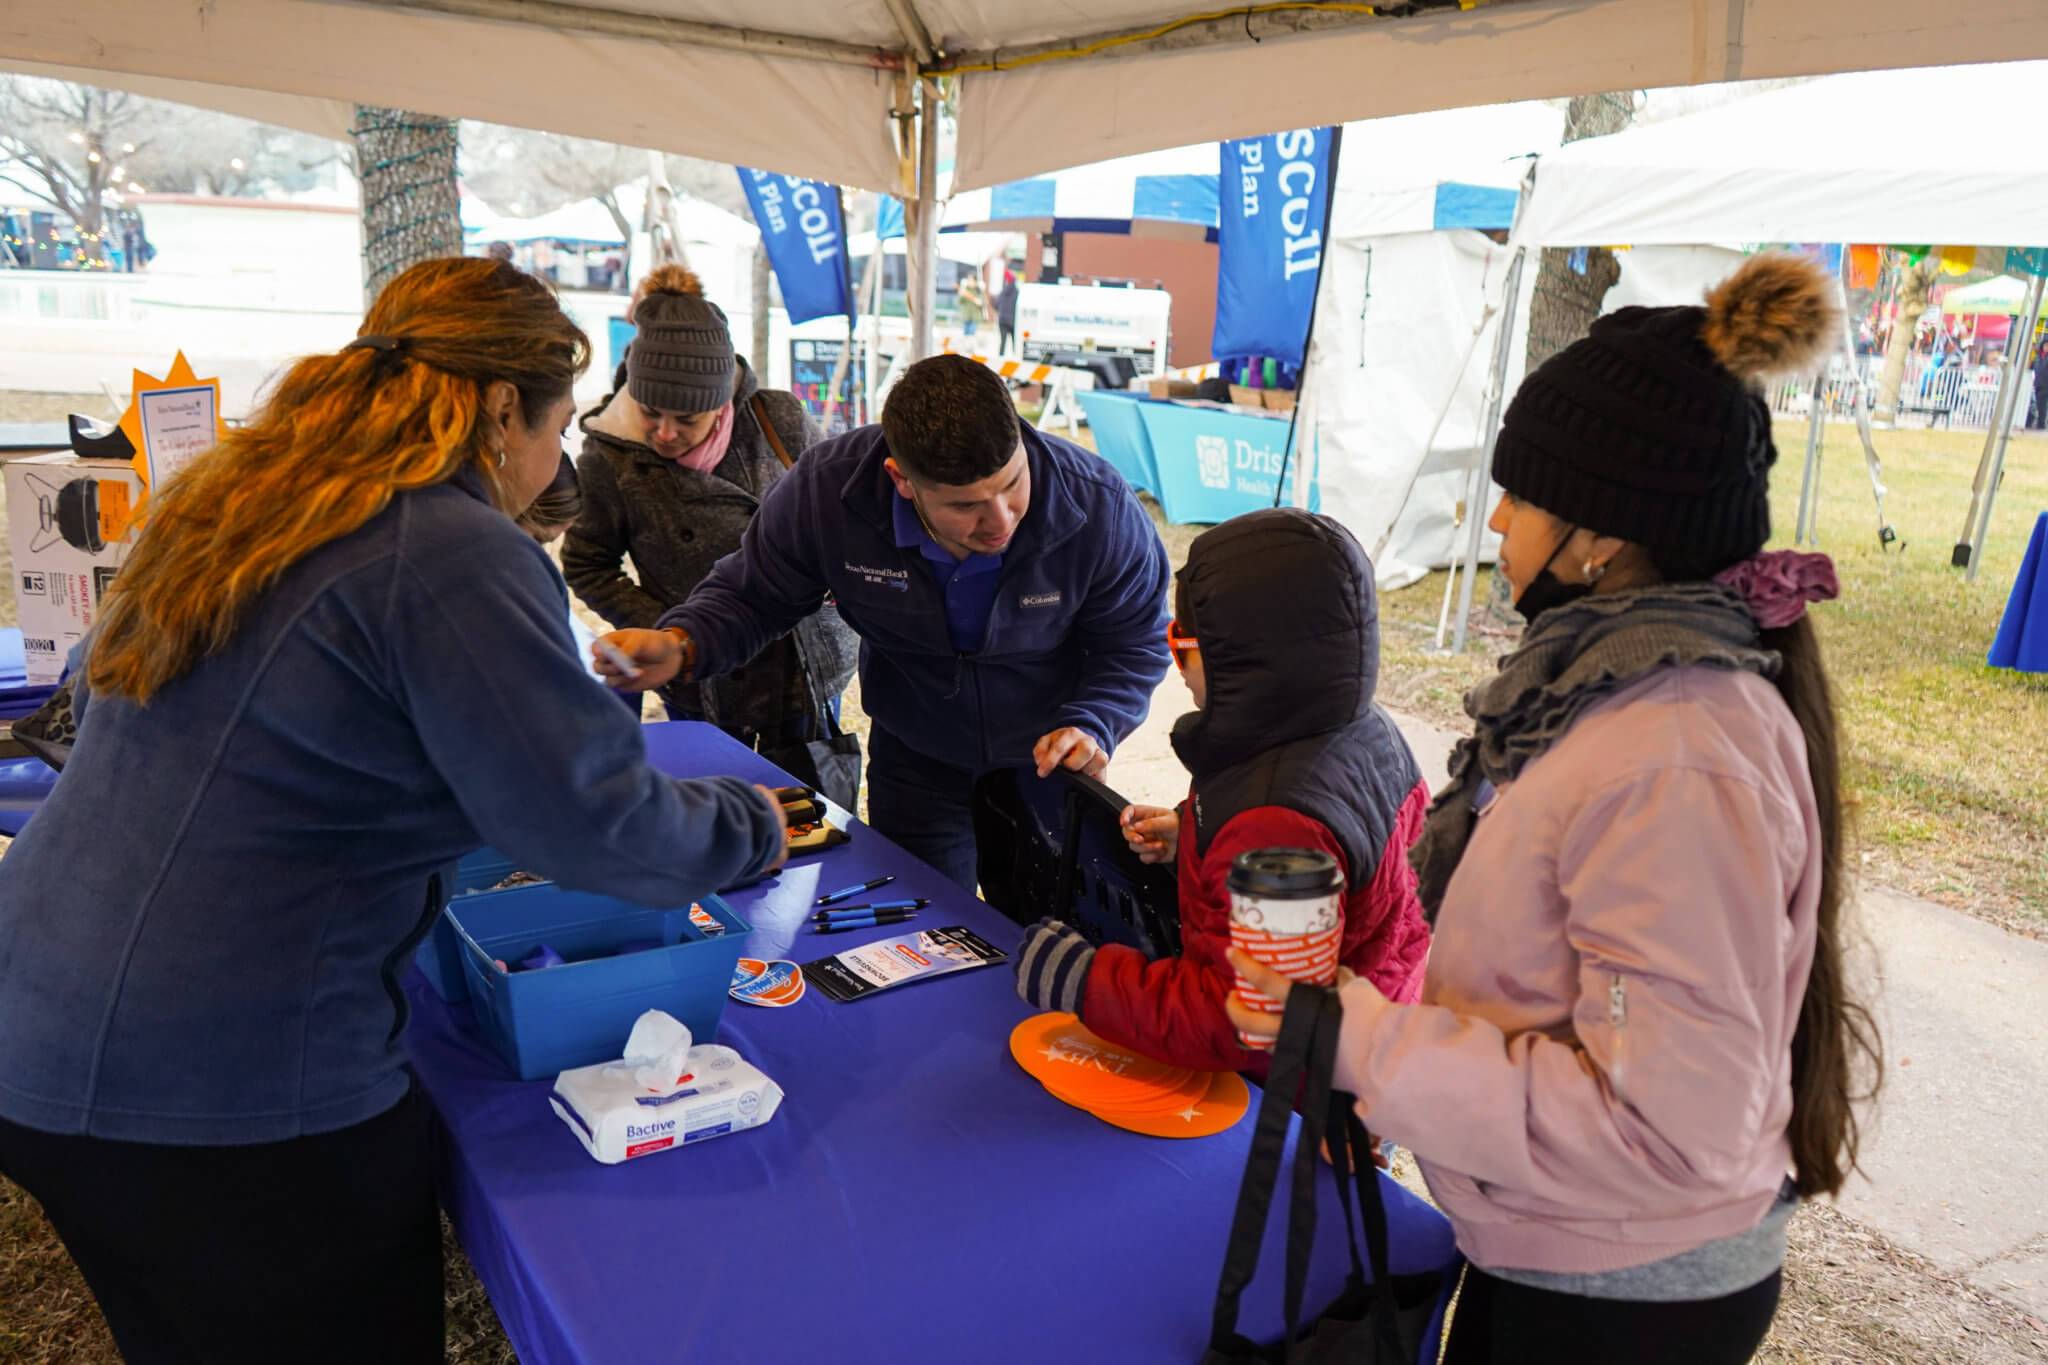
[[1040, 1056, 1212, 1115], [1009, 1012, 1203, 1110], [1089, 1070, 1251, 1138]]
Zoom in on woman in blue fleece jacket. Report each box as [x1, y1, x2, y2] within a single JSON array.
[[0, 258, 787, 1363]]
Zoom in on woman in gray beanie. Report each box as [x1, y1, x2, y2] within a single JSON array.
[[564, 266, 856, 743]]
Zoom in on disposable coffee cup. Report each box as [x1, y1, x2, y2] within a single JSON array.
[[1227, 847, 1344, 1048]]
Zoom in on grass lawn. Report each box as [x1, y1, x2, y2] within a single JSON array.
[[1371, 421, 2048, 934]]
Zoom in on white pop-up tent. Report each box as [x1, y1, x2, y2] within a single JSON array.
[[1293, 100, 1565, 590], [9, 2, 2048, 194], [1516, 63, 2048, 249], [10, 1, 2048, 366], [1516, 60, 2048, 579]]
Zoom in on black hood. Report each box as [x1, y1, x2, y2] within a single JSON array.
[[1170, 508, 1379, 781]]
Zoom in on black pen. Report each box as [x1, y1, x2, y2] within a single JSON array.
[[815, 910, 919, 933], [815, 874, 896, 906], [812, 899, 931, 921]]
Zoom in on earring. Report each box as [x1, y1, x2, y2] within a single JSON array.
[[1582, 559, 1607, 585], [494, 449, 507, 469]]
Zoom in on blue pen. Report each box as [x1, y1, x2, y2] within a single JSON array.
[[812, 899, 931, 921], [814, 910, 919, 934], [815, 874, 896, 906]]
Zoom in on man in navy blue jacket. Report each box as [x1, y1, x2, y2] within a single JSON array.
[[599, 355, 1172, 888]]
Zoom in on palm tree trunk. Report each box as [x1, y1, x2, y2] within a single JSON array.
[[352, 106, 462, 307]]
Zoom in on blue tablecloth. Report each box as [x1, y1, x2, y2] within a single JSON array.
[[406, 721, 1459, 1364], [1073, 392, 1320, 524], [1989, 510, 2048, 673], [1076, 390, 1164, 498]]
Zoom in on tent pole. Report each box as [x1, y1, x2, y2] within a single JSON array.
[[910, 78, 941, 361], [1450, 244, 1526, 655], [821, 187, 865, 431], [866, 223, 887, 417], [1961, 269, 2047, 580], [1794, 368, 1826, 546]]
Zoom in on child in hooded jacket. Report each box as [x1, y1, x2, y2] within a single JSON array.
[[1014, 508, 1432, 1075]]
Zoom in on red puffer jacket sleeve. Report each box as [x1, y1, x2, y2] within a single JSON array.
[[1351, 780, 1433, 1006], [1080, 805, 1351, 1075]]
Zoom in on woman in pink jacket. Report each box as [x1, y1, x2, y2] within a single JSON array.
[[1232, 253, 1880, 1363]]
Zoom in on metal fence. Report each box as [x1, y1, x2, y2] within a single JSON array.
[[1766, 354, 2035, 429]]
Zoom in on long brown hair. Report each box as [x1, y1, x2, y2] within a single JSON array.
[[1646, 545, 1882, 1198], [1759, 613, 1882, 1197], [90, 257, 589, 702]]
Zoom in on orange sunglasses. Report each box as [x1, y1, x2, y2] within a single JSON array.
[[1166, 618, 1199, 666]]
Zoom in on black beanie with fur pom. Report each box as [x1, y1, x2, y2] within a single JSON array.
[[1491, 252, 1840, 572]]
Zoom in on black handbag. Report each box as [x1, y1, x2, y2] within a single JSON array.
[[1201, 985, 1446, 1364], [758, 634, 862, 814]]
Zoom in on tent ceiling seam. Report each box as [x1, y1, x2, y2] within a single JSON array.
[[338, 0, 1508, 79], [939, 0, 1500, 74], [338, 0, 904, 70]]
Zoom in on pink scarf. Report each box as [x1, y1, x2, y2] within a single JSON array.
[[670, 402, 736, 473]]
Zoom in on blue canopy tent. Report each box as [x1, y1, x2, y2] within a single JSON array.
[[941, 144, 1221, 240]]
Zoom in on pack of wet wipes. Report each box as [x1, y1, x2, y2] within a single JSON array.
[[548, 1010, 783, 1164]]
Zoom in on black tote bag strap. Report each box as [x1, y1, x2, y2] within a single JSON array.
[[1281, 988, 1342, 1344], [1338, 1106, 1407, 1360], [1322, 1095, 1368, 1287], [1206, 985, 1326, 1351]]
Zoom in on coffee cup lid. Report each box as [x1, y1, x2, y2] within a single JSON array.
[[1227, 847, 1343, 897]]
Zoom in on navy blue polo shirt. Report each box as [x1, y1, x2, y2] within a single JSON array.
[[892, 492, 1004, 653]]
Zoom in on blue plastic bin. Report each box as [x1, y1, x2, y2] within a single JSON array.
[[450, 886, 750, 1080], [415, 847, 531, 1003]]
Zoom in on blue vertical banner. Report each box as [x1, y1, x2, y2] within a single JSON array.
[[737, 169, 854, 325], [1211, 127, 1335, 368]]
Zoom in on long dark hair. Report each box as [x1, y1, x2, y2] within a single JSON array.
[[1651, 546, 1882, 1197]]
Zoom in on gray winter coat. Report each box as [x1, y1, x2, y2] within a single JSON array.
[[563, 358, 858, 740]]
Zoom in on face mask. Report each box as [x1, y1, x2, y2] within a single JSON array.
[[1512, 525, 1591, 622]]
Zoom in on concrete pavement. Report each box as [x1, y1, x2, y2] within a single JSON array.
[[1098, 675, 2048, 1315]]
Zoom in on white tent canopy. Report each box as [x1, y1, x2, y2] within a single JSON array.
[[1519, 61, 2048, 248], [8, 2, 2048, 193], [466, 182, 758, 250], [1301, 101, 1564, 588], [848, 229, 1012, 265]]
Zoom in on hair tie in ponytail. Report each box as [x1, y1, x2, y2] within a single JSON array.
[[344, 334, 409, 355], [1715, 549, 1839, 629]]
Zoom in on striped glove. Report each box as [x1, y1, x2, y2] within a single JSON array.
[[1014, 918, 1095, 1016]]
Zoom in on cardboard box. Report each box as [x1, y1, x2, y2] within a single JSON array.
[[5, 453, 146, 684], [1229, 384, 1267, 410], [1147, 378, 1198, 400], [1262, 388, 1298, 413]]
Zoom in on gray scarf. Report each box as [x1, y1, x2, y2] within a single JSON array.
[[1411, 583, 1780, 921]]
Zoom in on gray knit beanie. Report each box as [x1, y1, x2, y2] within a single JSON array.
[[627, 270, 735, 413]]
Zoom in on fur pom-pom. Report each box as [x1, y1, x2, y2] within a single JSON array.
[[1700, 253, 1840, 381], [640, 264, 704, 297]]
